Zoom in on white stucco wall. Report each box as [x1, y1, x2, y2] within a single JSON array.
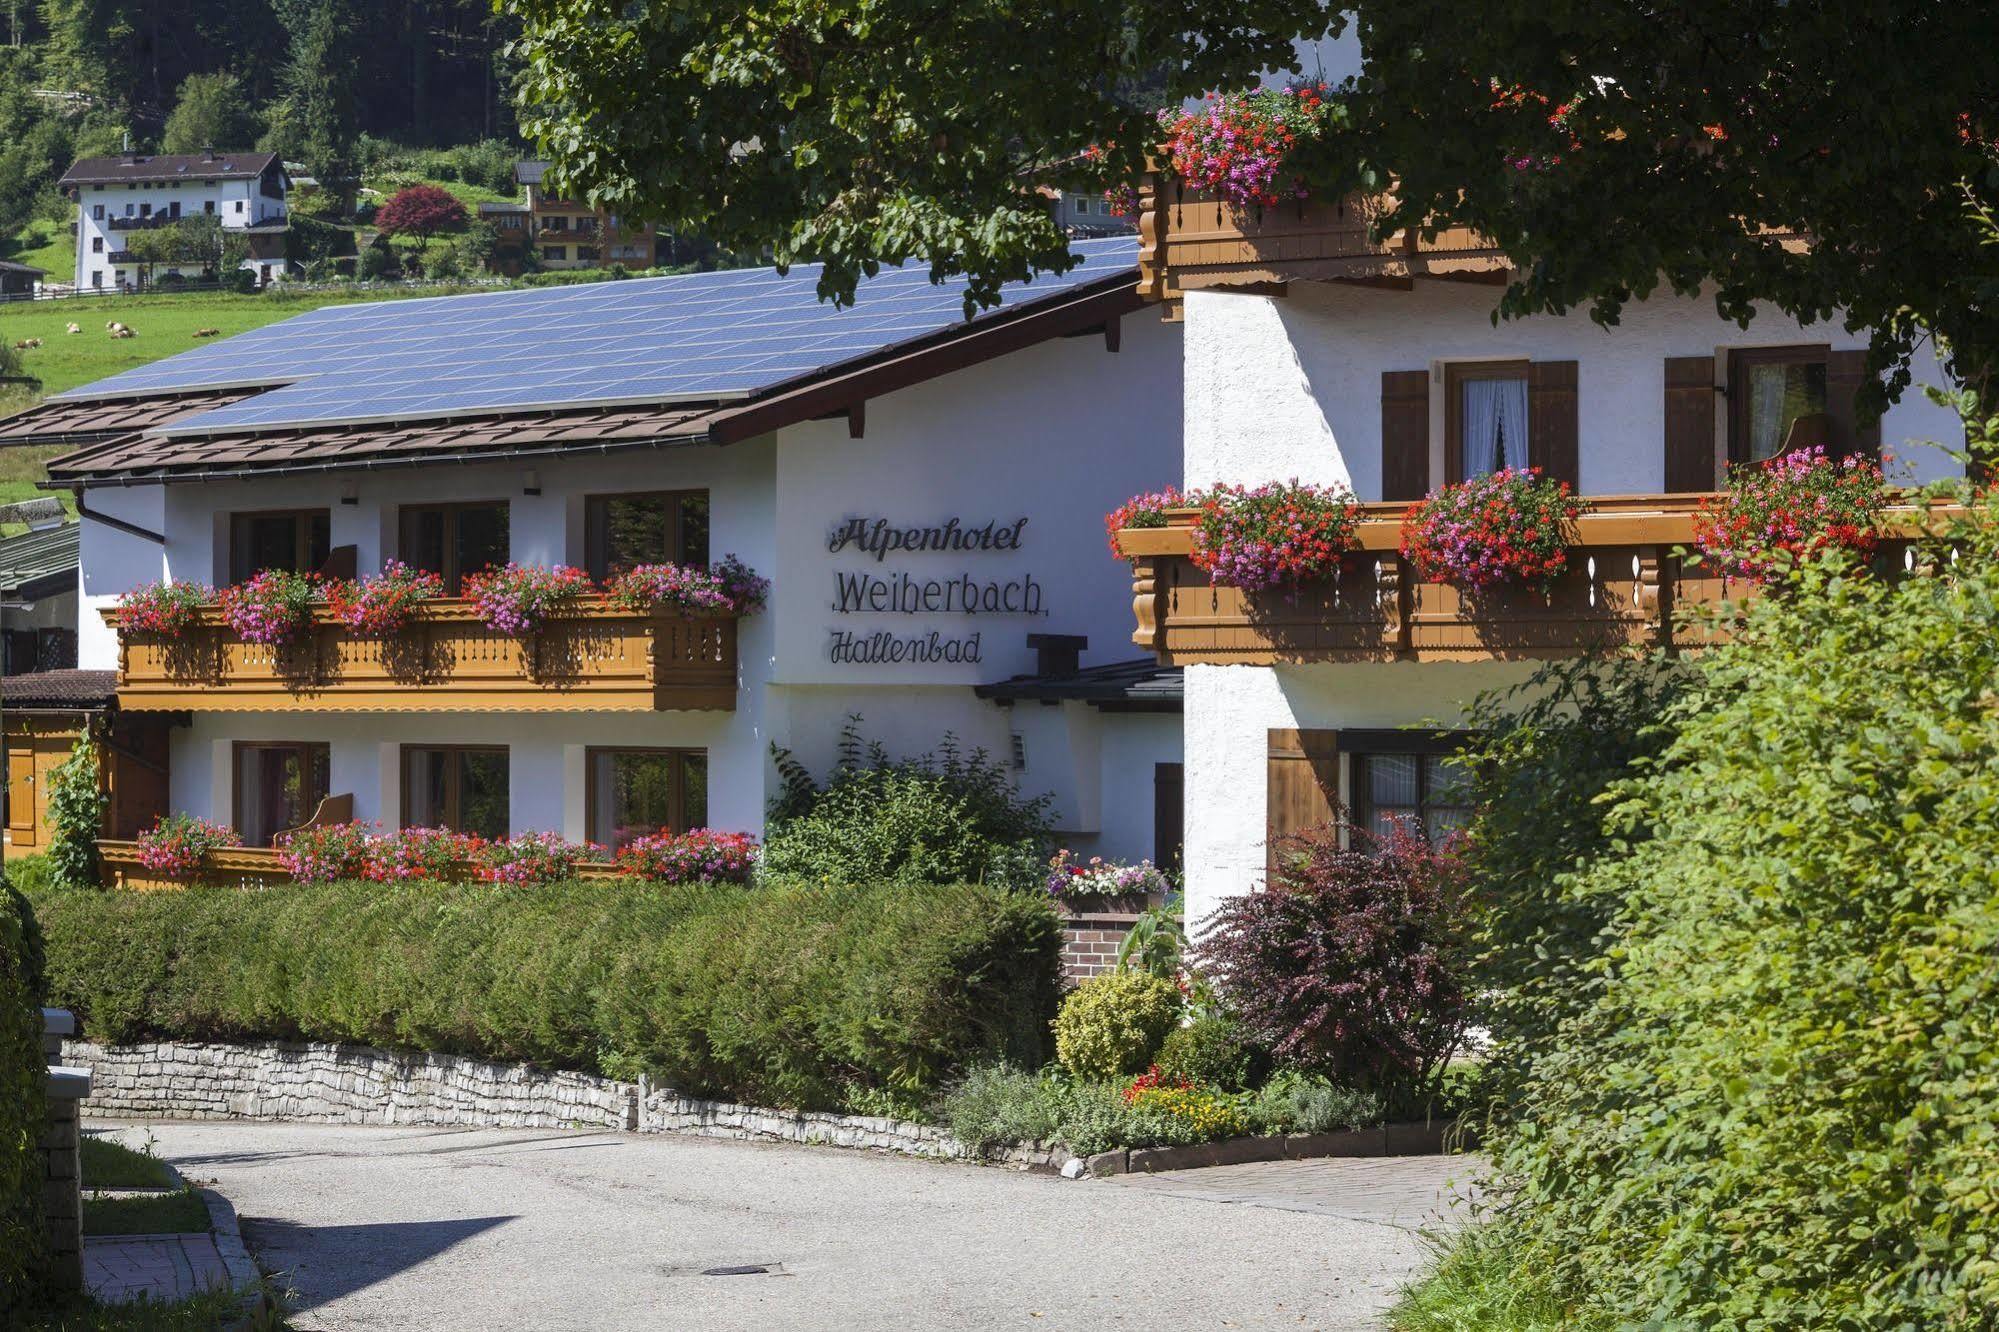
[[1184, 281, 1965, 499], [74, 173, 285, 289]]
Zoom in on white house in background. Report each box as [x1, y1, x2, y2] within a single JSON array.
[[1117, 185, 1966, 932], [0, 237, 1184, 865], [59, 151, 292, 292]]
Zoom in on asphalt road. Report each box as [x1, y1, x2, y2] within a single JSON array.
[[95, 1120, 1476, 1332]]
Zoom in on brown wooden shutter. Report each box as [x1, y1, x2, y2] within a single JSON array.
[[1527, 361, 1579, 487], [1266, 728, 1339, 878], [1826, 349, 1882, 461], [1380, 370, 1431, 501], [1663, 356, 1719, 491]]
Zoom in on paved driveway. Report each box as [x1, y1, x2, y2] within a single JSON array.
[[96, 1120, 1477, 1332]]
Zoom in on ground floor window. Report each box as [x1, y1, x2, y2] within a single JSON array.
[[234, 741, 331, 845], [586, 747, 707, 850], [1352, 750, 1472, 845], [402, 745, 509, 839]]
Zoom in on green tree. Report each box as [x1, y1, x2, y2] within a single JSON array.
[[507, 0, 1999, 395], [161, 72, 258, 152], [271, 0, 363, 186]]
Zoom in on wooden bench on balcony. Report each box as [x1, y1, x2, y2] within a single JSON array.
[[104, 598, 740, 712], [1120, 495, 1958, 666]]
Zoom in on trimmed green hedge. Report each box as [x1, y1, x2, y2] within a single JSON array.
[[29, 880, 1062, 1112], [2, 871, 47, 1308]]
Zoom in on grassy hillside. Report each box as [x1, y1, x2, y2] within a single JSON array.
[[1, 219, 75, 285]]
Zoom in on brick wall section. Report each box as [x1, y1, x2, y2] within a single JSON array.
[[1060, 911, 1143, 985]]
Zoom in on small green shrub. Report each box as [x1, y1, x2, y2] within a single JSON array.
[[1053, 972, 1181, 1080], [1154, 1013, 1267, 1092], [762, 720, 1053, 890], [45, 736, 107, 890], [30, 879, 1061, 1113], [941, 1064, 1066, 1153], [1244, 1070, 1384, 1135]]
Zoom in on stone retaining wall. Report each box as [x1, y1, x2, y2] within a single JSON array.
[[61, 1039, 1058, 1168]]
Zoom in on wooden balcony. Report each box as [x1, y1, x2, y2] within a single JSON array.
[[104, 598, 739, 712], [1136, 174, 1508, 306], [97, 840, 622, 891], [1121, 495, 1954, 666]]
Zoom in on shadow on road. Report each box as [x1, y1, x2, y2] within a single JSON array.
[[242, 1214, 517, 1310]]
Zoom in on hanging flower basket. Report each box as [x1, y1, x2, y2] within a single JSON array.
[[1191, 480, 1362, 592], [1691, 448, 1888, 582], [1400, 468, 1585, 593], [219, 569, 319, 646], [1159, 84, 1344, 210]]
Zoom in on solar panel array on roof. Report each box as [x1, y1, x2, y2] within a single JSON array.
[[58, 238, 1139, 437]]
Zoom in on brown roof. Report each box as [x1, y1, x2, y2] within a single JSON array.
[[47, 402, 724, 483], [0, 391, 264, 448], [0, 669, 116, 709], [60, 152, 280, 186]]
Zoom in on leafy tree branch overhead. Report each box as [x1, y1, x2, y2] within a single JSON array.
[[505, 0, 1999, 400], [501, 0, 1339, 310]]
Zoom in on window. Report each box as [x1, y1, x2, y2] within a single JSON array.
[[233, 200, 243, 214], [402, 746, 509, 839], [229, 509, 332, 583], [575, 246, 598, 261], [1445, 361, 1530, 482], [1353, 751, 1472, 845], [586, 748, 708, 850], [399, 502, 509, 594], [544, 246, 567, 261], [233, 741, 331, 846], [139, 203, 151, 218], [90, 238, 103, 254], [1073, 195, 1091, 215], [123, 203, 134, 217], [90, 271, 102, 289], [584, 490, 710, 580], [545, 216, 568, 231], [1729, 346, 1830, 464], [204, 200, 214, 214], [91, 204, 103, 220]]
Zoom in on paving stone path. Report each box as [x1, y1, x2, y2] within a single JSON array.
[[84, 1233, 233, 1305], [97, 1120, 1475, 1331]]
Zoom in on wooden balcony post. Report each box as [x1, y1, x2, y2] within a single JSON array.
[[1130, 557, 1162, 657]]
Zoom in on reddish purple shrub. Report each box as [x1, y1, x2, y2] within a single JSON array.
[[1188, 822, 1470, 1090]]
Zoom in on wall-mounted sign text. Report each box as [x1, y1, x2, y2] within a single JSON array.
[[825, 514, 1041, 665]]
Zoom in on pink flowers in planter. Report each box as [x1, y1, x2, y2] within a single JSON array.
[[1400, 468, 1584, 593], [276, 820, 380, 885], [117, 581, 214, 636], [1159, 83, 1342, 210], [1191, 480, 1362, 592], [461, 563, 592, 635], [369, 826, 478, 882], [1692, 448, 1888, 582], [219, 569, 319, 646], [614, 828, 759, 884], [276, 822, 480, 884], [606, 555, 770, 616], [1104, 488, 1184, 562], [323, 560, 444, 636], [471, 830, 601, 884], [135, 813, 241, 878]]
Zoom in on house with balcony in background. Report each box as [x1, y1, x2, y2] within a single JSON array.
[[479, 160, 661, 275], [0, 237, 1185, 886], [59, 150, 292, 292], [1115, 176, 1966, 932]]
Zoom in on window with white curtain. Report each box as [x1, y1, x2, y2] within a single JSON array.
[[1457, 372, 1531, 479]]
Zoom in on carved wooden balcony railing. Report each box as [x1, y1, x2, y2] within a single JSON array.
[[1136, 173, 1508, 306], [104, 597, 739, 712], [96, 840, 623, 891], [1120, 495, 1957, 666]]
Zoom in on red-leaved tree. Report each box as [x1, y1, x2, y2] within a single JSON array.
[[374, 185, 470, 251], [1189, 820, 1471, 1093]]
